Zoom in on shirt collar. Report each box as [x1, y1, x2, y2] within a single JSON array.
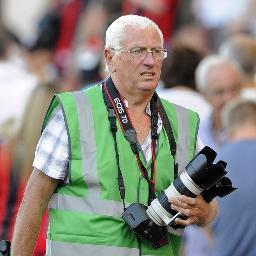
[[123, 99, 151, 116]]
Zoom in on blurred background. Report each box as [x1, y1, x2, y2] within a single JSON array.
[[1, 0, 256, 255]]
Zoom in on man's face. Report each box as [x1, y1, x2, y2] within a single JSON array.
[[205, 64, 241, 113], [107, 26, 164, 96]]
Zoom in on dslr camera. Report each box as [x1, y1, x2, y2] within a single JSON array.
[[122, 146, 236, 248]]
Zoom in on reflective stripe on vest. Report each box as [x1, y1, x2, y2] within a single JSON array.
[[49, 91, 124, 216], [46, 240, 139, 256], [175, 104, 192, 176]]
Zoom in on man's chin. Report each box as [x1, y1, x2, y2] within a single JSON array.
[[139, 78, 158, 88]]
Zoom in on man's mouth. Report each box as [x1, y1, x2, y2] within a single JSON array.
[[140, 71, 155, 77]]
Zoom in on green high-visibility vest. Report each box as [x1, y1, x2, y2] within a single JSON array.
[[43, 85, 199, 256]]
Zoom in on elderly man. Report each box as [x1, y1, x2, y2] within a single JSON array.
[[11, 15, 217, 256], [182, 55, 242, 256], [195, 55, 242, 151]]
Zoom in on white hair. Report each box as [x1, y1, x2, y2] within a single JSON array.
[[105, 15, 163, 50], [195, 54, 242, 93]]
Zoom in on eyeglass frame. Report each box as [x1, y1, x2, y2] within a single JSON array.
[[110, 47, 168, 60]]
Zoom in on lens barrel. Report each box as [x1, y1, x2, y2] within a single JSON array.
[[147, 146, 229, 229]]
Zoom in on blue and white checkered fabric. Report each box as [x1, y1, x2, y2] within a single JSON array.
[[33, 107, 69, 180]]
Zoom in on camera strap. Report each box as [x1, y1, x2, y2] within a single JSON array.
[[103, 77, 158, 206]]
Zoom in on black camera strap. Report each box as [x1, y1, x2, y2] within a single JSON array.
[[102, 77, 178, 208], [103, 77, 158, 206]]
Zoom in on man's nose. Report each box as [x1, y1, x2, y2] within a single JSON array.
[[142, 51, 156, 65]]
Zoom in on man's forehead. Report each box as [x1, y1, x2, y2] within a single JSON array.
[[207, 66, 241, 89], [208, 64, 240, 80], [122, 26, 162, 46]]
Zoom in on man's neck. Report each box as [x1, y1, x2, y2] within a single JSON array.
[[231, 125, 256, 141], [212, 112, 221, 132], [110, 76, 154, 143], [112, 78, 154, 113]]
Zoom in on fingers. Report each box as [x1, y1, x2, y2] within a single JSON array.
[[168, 195, 215, 227], [171, 203, 198, 216], [169, 195, 205, 226], [175, 216, 198, 226], [170, 195, 197, 209]]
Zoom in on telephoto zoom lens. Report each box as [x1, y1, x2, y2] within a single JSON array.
[[147, 146, 227, 231], [122, 146, 236, 247]]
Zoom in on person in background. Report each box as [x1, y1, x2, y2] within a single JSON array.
[[0, 29, 37, 143], [62, 0, 123, 90], [195, 55, 242, 151], [158, 44, 211, 122], [211, 99, 256, 256], [171, 24, 210, 56], [122, 0, 178, 45], [0, 29, 37, 247], [219, 33, 256, 99], [0, 12, 63, 255], [192, 0, 256, 50], [181, 55, 242, 256], [11, 15, 218, 256]]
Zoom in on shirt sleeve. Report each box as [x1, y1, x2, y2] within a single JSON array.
[[32, 107, 69, 180]]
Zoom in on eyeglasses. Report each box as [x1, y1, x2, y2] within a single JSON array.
[[111, 47, 168, 60]]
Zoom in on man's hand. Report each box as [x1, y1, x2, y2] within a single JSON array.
[[169, 195, 218, 227]]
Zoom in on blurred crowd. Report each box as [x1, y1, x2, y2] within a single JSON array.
[[1, 0, 256, 255]]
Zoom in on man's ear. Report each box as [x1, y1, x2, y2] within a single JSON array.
[[104, 48, 116, 73]]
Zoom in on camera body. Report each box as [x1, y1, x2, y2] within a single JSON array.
[[122, 146, 236, 248], [122, 203, 168, 248]]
